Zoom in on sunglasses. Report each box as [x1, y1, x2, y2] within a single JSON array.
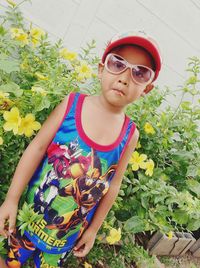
[[104, 53, 155, 85]]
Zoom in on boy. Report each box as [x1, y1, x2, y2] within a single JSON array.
[[0, 30, 162, 267]]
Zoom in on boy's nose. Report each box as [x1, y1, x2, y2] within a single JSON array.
[[117, 68, 131, 86], [118, 79, 128, 86]]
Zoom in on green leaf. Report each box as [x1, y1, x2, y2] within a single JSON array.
[[186, 179, 200, 198], [0, 82, 23, 97], [137, 206, 146, 218], [0, 26, 6, 36], [124, 216, 145, 233], [34, 97, 51, 112], [154, 195, 165, 204], [171, 151, 194, 163], [131, 186, 140, 193], [19, 222, 28, 230], [17, 214, 24, 222], [171, 132, 182, 142], [187, 219, 200, 231], [0, 237, 7, 255], [119, 189, 125, 196], [141, 194, 149, 209], [181, 101, 191, 110], [31, 212, 42, 221], [0, 241, 7, 255], [18, 222, 28, 235], [186, 165, 199, 177], [173, 210, 189, 224], [0, 55, 20, 73], [115, 209, 131, 221]]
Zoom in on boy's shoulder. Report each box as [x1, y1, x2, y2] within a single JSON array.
[[121, 126, 139, 162], [129, 127, 139, 148]]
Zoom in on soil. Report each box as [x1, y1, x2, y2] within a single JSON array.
[[158, 252, 200, 268]]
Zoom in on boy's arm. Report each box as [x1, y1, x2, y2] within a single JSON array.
[[74, 128, 139, 257], [0, 96, 69, 236]]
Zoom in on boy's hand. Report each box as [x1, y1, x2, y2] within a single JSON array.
[[73, 227, 97, 257], [0, 199, 18, 237]]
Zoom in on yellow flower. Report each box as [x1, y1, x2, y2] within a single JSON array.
[[10, 28, 29, 45], [97, 234, 104, 241], [0, 137, 3, 145], [106, 228, 121, 245], [30, 27, 45, 39], [3, 107, 21, 134], [10, 28, 21, 38], [136, 141, 141, 149], [17, 33, 28, 45], [20, 60, 29, 70], [0, 98, 13, 111], [6, 0, 16, 7], [144, 122, 155, 134], [18, 114, 41, 137], [0, 91, 10, 98], [129, 151, 147, 171], [30, 27, 45, 46], [84, 262, 92, 268], [167, 231, 173, 240], [103, 221, 110, 229], [59, 48, 77, 61], [35, 72, 48, 80], [92, 72, 97, 78], [144, 159, 155, 176], [31, 86, 47, 96], [0, 91, 11, 110], [75, 61, 92, 81]]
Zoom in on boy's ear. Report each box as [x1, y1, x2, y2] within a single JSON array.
[[142, 84, 154, 95], [98, 63, 104, 79]]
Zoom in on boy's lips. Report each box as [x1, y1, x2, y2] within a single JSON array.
[[112, 88, 125, 96]]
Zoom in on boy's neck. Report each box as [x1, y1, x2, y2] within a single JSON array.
[[96, 94, 125, 116]]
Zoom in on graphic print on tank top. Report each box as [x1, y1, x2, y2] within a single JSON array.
[[24, 93, 136, 254]]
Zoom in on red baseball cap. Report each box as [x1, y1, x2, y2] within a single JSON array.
[[101, 30, 162, 81]]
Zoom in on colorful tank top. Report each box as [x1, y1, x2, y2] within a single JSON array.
[[24, 92, 136, 254]]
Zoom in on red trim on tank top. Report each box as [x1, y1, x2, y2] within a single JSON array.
[[119, 122, 136, 160], [62, 92, 76, 121], [57, 92, 76, 130], [76, 94, 130, 152], [49, 92, 76, 141]]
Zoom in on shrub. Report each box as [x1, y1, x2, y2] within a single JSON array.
[[0, 0, 99, 204]]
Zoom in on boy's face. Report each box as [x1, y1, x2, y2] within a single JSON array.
[[98, 45, 155, 109]]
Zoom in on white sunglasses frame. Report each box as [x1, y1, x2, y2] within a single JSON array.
[[103, 53, 155, 85]]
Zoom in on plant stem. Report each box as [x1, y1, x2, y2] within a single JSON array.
[[171, 91, 185, 120]]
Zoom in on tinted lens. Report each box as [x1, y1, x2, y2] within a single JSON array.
[[132, 66, 152, 83], [106, 55, 126, 73], [105, 54, 154, 84]]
